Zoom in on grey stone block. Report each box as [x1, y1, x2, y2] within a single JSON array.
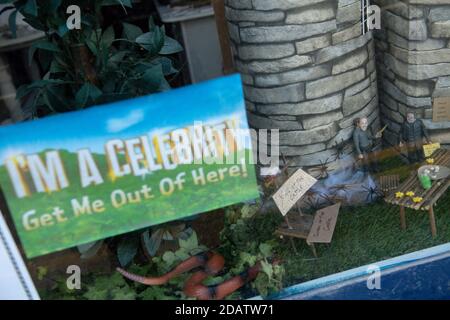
[[296, 35, 331, 54], [258, 94, 343, 116], [244, 83, 305, 104], [238, 43, 296, 60], [306, 68, 366, 99], [254, 65, 329, 87], [240, 20, 337, 43]]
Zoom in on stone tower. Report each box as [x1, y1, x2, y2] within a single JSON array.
[[224, 0, 380, 175], [373, 0, 450, 148]]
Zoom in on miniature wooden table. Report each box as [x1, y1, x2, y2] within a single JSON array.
[[385, 149, 450, 237]]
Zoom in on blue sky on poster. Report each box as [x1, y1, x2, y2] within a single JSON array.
[[0, 75, 249, 163]]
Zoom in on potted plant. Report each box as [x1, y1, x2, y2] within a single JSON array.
[[0, 0, 183, 117]]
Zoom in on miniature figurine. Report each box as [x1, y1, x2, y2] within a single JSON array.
[[353, 117, 382, 173], [398, 112, 431, 164]]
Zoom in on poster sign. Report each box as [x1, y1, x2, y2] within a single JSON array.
[[0, 75, 259, 258], [307, 203, 340, 244], [273, 169, 317, 216], [423, 143, 441, 158], [0, 212, 39, 299], [432, 97, 450, 122]]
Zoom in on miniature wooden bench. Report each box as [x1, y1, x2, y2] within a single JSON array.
[[378, 174, 400, 195], [275, 213, 318, 258], [385, 149, 450, 237]]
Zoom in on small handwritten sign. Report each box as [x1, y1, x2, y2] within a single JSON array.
[[423, 143, 441, 158], [307, 203, 341, 244], [273, 169, 317, 216], [432, 97, 450, 122]]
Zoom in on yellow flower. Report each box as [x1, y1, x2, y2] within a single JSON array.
[[406, 191, 415, 197], [413, 197, 423, 203], [426, 158, 435, 164], [395, 192, 405, 198]]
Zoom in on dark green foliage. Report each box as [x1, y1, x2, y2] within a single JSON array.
[[1, 0, 183, 116]]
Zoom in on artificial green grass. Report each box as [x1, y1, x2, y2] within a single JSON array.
[[277, 155, 450, 287]]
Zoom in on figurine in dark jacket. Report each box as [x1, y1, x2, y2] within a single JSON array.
[[353, 117, 382, 173], [398, 112, 431, 163]]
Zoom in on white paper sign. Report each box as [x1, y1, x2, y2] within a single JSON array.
[[0, 211, 40, 300], [272, 169, 317, 216]]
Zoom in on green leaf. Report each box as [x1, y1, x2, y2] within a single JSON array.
[[152, 57, 178, 76], [177, 227, 192, 240], [259, 243, 272, 258], [56, 23, 69, 37], [143, 228, 163, 257], [108, 50, 128, 64], [102, 25, 115, 48], [117, 236, 139, 267], [28, 40, 60, 66], [23, 0, 38, 16], [85, 39, 98, 55], [136, 28, 164, 55], [202, 276, 224, 286], [141, 64, 164, 89], [49, 60, 65, 74], [43, 85, 70, 112], [15, 84, 33, 100], [8, 9, 17, 38], [96, 92, 132, 104], [260, 260, 273, 279], [110, 287, 136, 300], [174, 249, 189, 261], [239, 252, 257, 266], [138, 287, 173, 300], [158, 77, 171, 92], [49, 0, 62, 11], [37, 266, 48, 281], [162, 230, 173, 241], [148, 16, 156, 32], [159, 36, 183, 55], [23, 79, 67, 90], [162, 251, 176, 266], [78, 240, 104, 259], [101, 0, 132, 11], [178, 231, 198, 251], [75, 83, 102, 109], [122, 22, 142, 40], [83, 288, 108, 300]]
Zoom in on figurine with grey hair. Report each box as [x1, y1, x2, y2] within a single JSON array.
[[398, 112, 431, 163], [353, 117, 383, 173]]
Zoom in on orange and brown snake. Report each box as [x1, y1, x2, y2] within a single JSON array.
[[116, 251, 269, 300]]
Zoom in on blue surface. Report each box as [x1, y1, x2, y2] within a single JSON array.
[[286, 254, 450, 300], [256, 243, 450, 300]]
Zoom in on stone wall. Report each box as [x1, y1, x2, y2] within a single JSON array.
[[374, 0, 450, 148], [224, 0, 380, 175]]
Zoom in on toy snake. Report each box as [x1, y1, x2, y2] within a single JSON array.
[[116, 251, 265, 300]]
